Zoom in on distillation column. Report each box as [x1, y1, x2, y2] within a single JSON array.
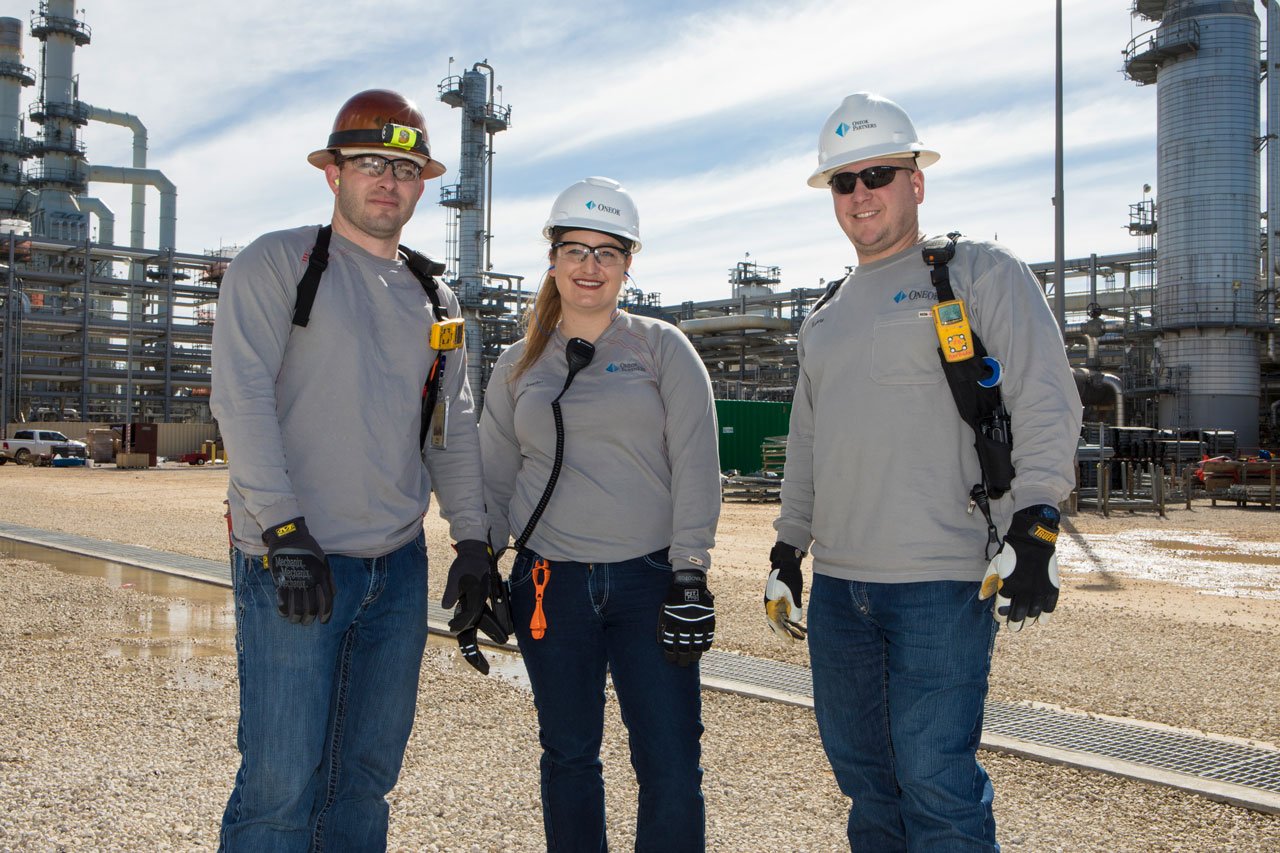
[[0, 18, 34, 220], [439, 63, 510, 402], [26, 0, 90, 241], [1127, 0, 1264, 448]]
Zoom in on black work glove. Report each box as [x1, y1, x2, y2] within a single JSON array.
[[765, 542, 807, 641], [455, 569, 516, 675], [657, 569, 715, 667], [442, 540, 511, 673], [260, 516, 335, 626], [980, 504, 1061, 631]]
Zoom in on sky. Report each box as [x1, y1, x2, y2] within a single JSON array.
[[16, 0, 1172, 305]]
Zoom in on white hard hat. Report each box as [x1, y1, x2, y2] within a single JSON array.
[[807, 93, 940, 189], [542, 176, 642, 252]]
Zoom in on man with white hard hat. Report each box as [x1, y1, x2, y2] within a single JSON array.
[[212, 89, 502, 849], [763, 92, 1081, 849]]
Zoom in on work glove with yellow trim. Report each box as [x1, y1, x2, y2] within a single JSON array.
[[765, 542, 807, 641], [980, 504, 1060, 631], [442, 540, 511, 674], [260, 516, 335, 626]]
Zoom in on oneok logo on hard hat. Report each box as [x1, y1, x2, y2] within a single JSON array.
[[585, 200, 622, 216], [835, 119, 877, 137]]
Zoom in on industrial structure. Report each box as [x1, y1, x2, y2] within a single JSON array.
[[0, 1, 216, 427], [437, 60, 521, 397], [1, 1, 1279, 455], [672, 0, 1280, 451], [1118, 0, 1277, 450]]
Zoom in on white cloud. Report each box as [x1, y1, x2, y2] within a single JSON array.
[[18, 0, 1180, 303]]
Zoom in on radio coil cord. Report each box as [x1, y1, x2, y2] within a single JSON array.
[[511, 336, 596, 553], [502, 337, 595, 642]]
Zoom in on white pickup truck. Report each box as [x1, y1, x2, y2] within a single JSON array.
[[0, 429, 89, 465]]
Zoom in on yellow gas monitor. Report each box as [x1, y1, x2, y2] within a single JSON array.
[[430, 318, 465, 351], [932, 299, 974, 363]]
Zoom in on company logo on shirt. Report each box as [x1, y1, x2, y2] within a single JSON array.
[[605, 361, 645, 373], [893, 289, 936, 304]]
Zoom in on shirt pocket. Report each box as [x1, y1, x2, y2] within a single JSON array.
[[870, 314, 945, 386]]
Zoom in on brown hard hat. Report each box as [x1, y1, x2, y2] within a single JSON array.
[[307, 89, 447, 179]]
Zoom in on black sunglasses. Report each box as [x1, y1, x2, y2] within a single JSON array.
[[829, 165, 914, 194]]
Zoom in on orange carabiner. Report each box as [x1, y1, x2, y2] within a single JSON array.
[[530, 559, 551, 640]]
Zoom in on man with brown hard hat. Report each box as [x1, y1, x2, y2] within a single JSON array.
[[212, 89, 504, 849], [763, 93, 1081, 849]]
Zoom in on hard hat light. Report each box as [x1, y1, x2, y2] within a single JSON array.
[[382, 124, 420, 152]]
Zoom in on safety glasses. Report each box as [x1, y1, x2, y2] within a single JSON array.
[[338, 154, 424, 182], [829, 165, 914, 194], [552, 242, 630, 267]]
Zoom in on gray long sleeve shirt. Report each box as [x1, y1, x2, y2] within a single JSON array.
[[210, 225, 487, 557], [774, 237, 1082, 583], [480, 312, 720, 571]]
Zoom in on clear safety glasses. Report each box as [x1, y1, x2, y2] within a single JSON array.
[[338, 154, 424, 182], [552, 241, 630, 268]]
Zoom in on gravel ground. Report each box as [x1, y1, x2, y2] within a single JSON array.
[[1, 464, 1279, 851]]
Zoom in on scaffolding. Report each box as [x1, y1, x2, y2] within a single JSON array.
[[1, 232, 225, 427]]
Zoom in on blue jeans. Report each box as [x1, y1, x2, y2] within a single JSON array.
[[509, 548, 705, 853], [807, 574, 999, 852], [219, 534, 429, 853]]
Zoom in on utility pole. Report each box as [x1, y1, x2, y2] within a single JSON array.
[[1054, 0, 1066, 330]]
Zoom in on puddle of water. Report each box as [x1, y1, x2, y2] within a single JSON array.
[[1, 538, 236, 656], [105, 640, 231, 661], [426, 633, 532, 692], [3, 537, 538, 689], [1146, 540, 1280, 566], [1148, 541, 1222, 553], [1058, 529, 1280, 599]]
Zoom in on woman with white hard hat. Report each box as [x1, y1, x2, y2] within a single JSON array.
[[479, 176, 721, 851]]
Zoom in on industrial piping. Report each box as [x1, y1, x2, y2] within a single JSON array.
[[1073, 367, 1125, 427], [85, 105, 146, 248], [1268, 0, 1277, 378], [74, 195, 112, 244], [86, 164, 174, 249]]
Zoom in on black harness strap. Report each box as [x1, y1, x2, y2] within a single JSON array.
[[293, 225, 452, 451], [292, 225, 333, 328], [809, 274, 848, 316], [398, 245, 451, 451], [922, 232, 1014, 558]]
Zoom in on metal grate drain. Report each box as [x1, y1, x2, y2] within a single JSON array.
[[0, 519, 232, 584], [3, 519, 1277, 813], [984, 701, 1280, 790]]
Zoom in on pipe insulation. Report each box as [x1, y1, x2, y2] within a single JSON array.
[[86, 164, 174, 249], [85, 106, 146, 248]]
